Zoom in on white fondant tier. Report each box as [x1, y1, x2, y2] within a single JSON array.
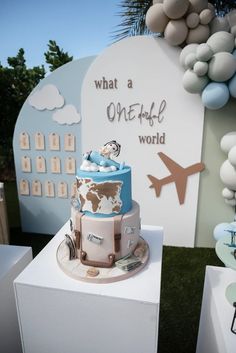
[[71, 201, 140, 267]]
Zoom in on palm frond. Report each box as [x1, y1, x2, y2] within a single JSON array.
[[111, 0, 153, 42]]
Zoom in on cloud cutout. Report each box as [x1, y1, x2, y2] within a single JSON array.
[[28, 84, 64, 110], [52, 104, 81, 125]]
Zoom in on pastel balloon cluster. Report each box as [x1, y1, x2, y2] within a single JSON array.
[[146, 0, 215, 46], [180, 31, 236, 109], [220, 132, 236, 205]]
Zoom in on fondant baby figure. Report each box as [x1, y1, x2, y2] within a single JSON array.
[[99, 140, 121, 159]]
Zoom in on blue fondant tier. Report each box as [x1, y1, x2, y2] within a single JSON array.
[[76, 166, 132, 218]]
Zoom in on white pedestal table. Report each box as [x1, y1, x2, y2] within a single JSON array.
[[14, 221, 163, 353]]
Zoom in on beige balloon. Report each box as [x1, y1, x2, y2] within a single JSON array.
[[186, 12, 199, 29], [163, 0, 189, 19], [146, 4, 169, 33], [186, 24, 210, 44], [164, 19, 188, 45], [199, 8, 214, 25], [188, 0, 208, 14]]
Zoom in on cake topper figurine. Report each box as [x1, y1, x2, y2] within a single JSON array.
[[80, 140, 124, 172], [99, 140, 121, 159]]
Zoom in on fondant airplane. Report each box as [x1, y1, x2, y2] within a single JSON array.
[[147, 152, 205, 205]]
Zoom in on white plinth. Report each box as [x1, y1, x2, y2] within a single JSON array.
[[14, 221, 163, 353], [0, 245, 32, 353], [196, 266, 236, 353]]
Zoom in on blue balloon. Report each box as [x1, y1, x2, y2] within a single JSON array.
[[202, 82, 230, 110], [229, 73, 236, 97], [213, 222, 230, 241]]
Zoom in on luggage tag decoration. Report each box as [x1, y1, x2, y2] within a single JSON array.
[[32, 180, 42, 196], [64, 133, 75, 151], [49, 133, 60, 151], [51, 156, 61, 174], [65, 157, 76, 174], [20, 179, 30, 196], [124, 226, 136, 235], [36, 156, 46, 173], [21, 156, 31, 173], [87, 233, 103, 245], [58, 181, 67, 198], [45, 181, 55, 198], [35, 132, 45, 150], [20, 132, 30, 150]]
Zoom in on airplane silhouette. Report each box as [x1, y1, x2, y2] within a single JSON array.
[[147, 152, 205, 205]]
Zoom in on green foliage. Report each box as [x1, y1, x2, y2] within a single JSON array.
[[112, 0, 152, 41], [0, 49, 45, 177], [44, 40, 73, 72]]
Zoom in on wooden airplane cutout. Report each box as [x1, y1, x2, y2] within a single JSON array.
[[147, 152, 205, 205]]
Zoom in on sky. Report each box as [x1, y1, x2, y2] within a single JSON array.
[[0, 0, 121, 69]]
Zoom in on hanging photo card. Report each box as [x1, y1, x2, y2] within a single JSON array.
[[21, 156, 31, 173], [36, 156, 46, 173], [71, 181, 77, 198], [45, 181, 55, 198], [32, 180, 42, 196], [20, 132, 30, 150], [81, 36, 205, 247], [19, 179, 30, 196], [65, 157, 76, 174], [51, 156, 61, 174], [49, 133, 60, 151], [35, 132, 45, 150], [64, 133, 75, 151], [58, 181, 68, 198]]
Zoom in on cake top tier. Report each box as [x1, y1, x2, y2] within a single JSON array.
[[79, 140, 127, 174], [76, 141, 132, 217]]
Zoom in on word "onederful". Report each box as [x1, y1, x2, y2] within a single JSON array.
[[106, 100, 167, 127]]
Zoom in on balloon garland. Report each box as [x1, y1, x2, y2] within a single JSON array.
[[146, 0, 236, 110]]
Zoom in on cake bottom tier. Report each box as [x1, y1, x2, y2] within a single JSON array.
[[71, 201, 140, 268]]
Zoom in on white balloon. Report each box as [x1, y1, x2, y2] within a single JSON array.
[[185, 52, 197, 69], [183, 69, 208, 93], [179, 43, 199, 69], [220, 132, 236, 153], [225, 198, 236, 206], [207, 31, 234, 53], [208, 52, 236, 82], [222, 187, 235, 199], [220, 159, 236, 190], [228, 145, 236, 166], [196, 43, 213, 61], [193, 61, 208, 76]]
